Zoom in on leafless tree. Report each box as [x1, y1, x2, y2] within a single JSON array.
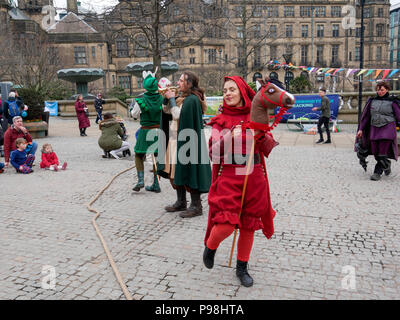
[[102, 0, 218, 78], [0, 12, 16, 82], [221, 1, 286, 80]]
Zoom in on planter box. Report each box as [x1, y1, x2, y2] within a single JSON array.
[[24, 121, 48, 139]]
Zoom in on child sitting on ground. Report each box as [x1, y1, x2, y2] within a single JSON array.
[[40, 143, 67, 171], [10, 137, 35, 174]]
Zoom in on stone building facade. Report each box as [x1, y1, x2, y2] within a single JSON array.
[[0, 0, 392, 96]]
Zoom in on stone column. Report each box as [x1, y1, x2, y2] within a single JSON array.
[[67, 0, 78, 14]]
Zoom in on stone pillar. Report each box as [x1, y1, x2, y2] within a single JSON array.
[[67, 0, 78, 14]]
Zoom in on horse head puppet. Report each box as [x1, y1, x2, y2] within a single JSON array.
[[249, 77, 295, 132]]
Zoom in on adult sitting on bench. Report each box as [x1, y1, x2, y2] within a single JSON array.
[[98, 113, 130, 159]]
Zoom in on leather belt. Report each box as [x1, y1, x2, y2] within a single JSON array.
[[141, 124, 160, 129], [230, 153, 260, 165]]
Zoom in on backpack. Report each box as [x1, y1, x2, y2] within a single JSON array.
[[8, 100, 21, 118]]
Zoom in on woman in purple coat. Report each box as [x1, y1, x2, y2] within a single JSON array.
[[357, 81, 400, 181], [75, 94, 91, 136]]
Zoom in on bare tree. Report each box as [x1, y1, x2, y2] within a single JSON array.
[[12, 31, 61, 96], [102, 0, 218, 78], [218, 1, 288, 80], [0, 11, 16, 82]]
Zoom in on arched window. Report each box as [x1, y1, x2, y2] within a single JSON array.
[[284, 71, 294, 85], [134, 34, 148, 57], [269, 72, 279, 80], [253, 72, 262, 82]]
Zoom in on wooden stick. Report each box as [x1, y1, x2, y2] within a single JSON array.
[[228, 134, 255, 268]]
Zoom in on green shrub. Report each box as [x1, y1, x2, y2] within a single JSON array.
[[17, 87, 45, 121]]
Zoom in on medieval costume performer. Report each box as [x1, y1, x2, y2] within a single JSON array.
[[356, 81, 400, 181], [203, 76, 283, 287], [158, 71, 211, 218], [131, 71, 163, 192]]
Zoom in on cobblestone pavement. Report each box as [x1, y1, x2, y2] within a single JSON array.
[[0, 118, 399, 300]]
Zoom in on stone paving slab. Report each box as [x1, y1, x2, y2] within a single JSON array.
[[0, 118, 399, 300]]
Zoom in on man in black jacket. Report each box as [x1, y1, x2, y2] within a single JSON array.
[[94, 93, 106, 124], [313, 87, 331, 144]]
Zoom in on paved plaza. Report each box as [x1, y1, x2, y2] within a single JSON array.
[[0, 117, 399, 300]]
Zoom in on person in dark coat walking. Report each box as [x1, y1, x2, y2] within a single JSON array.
[[356, 81, 400, 181], [75, 94, 90, 136], [313, 87, 331, 144], [94, 93, 106, 124]]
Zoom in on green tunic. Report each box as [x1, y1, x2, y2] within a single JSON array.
[[134, 92, 163, 154], [173, 94, 211, 193]]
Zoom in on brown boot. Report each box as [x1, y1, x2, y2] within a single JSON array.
[[165, 186, 187, 212], [180, 191, 202, 218]]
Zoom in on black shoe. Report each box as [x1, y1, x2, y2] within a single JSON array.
[[165, 201, 187, 212], [80, 133, 85, 136], [384, 167, 391, 176], [179, 202, 203, 218], [316, 139, 324, 144], [323, 140, 331, 144], [236, 260, 253, 287], [370, 173, 381, 181], [180, 191, 202, 218], [203, 246, 217, 269], [165, 187, 187, 212]]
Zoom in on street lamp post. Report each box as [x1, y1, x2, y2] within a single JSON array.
[[358, 0, 365, 124]]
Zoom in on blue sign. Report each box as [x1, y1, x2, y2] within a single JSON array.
[[45, 101, 58, 116], [275, 94, 340, 121]]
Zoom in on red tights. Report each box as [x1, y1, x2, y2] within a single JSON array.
[[206, 223, 255, 262]]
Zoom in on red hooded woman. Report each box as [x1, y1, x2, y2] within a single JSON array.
[[75, 94, 91, 136], [203, 76, 278, 287]]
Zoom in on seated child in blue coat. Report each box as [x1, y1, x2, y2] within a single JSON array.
[[10, 137, 35, 174]]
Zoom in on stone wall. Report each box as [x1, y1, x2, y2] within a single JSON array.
[[57, 98, 129, 118]]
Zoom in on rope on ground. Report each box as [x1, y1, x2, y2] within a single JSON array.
[[87, 164, 136, 300]]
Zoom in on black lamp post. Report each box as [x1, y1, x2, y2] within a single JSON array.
[[358, 0, 365, 124]]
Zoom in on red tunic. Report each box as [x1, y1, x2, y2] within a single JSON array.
[[204, 76, 277, 245]]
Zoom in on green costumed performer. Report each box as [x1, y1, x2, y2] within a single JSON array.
[[131, 70, 163, 192]]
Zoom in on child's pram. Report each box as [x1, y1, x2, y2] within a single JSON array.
[[102, 116, 131, 158]]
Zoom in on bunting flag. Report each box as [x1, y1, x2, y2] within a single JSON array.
[[388, 69, 400, 78], [374, 69, 383, 79], [346, 69, 358, 77], [333, 68, 344, 75], [356, 69, 368, 77], [265, 60, 400, 81], [381, 69, 391, 80], [365, 69, 375, 77]]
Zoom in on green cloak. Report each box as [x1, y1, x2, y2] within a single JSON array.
[[173, 94, 211, 193]]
